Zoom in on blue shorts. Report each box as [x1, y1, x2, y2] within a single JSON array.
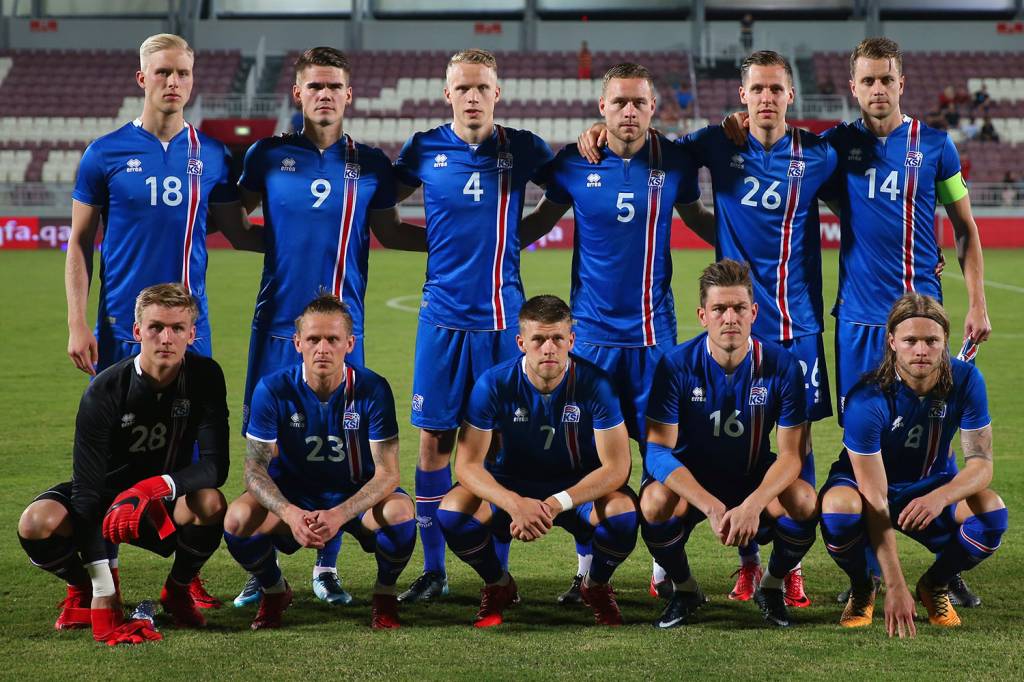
[[573, 339, 672, 442], [272, 475, 410, 554], [241, 330, 365, 436], [834, 320, 886, 425], [411, 321, 519, 430], [96, 324, 211, 373], [780, 333, 833, 423], [820, 467, 959, 553]]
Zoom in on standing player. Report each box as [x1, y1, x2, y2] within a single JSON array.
[[222, 295, 416, 630], [819, 293, 1006, 635], [65, 34, 249, 608], [392, 49, 554, 602], [18, 284, 230, 644], [641, 260, 817, 628], [437, 295, 638, 627], [231, 47, 424, 608], [521, 62, 714, 602]]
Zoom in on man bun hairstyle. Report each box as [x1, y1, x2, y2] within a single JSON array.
[[295, 291, 354, 334], [869, 292, 952, 395]]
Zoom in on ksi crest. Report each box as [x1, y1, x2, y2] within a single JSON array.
[[344, 411, 361, 430], [187, 158, 204, 176], [497, 152, 514, 169], [787, 160, 805, 177], [172, 399, 191, 417], [562, 404, 581, 423], [748, 386, 768, 406], [928, 400, 947, 418], [905, 150, 924, 168], [648, 169, 666, 187], [344, 162, 361, 180]]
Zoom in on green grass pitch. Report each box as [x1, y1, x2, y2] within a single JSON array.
[[1, 247, 1022, 679]]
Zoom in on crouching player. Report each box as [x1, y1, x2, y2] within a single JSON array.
[[17, 284, 230, 644], [438, 295, 638, 627], [641, 260, 817, 628], [820, 293, 1007, 636], [223, 294, 415, 630]]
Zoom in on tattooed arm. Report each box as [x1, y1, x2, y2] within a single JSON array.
[[898, 425, 994, 533], [244, 437, 324, 548]]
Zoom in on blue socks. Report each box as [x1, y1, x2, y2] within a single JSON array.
[[415, 466, 452, 574], [928, 508, 1008, 586], [224, 532, 282, 588], [767, 515, 816, 579], [437, 509, 503, 584], [375, 519, 417, 587], [641, 516, 693, 584], [820, 512, 871, 586], [590, 511, 638, 584], [315, 532, 343, 570]]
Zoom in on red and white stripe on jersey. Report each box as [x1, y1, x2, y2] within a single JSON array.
[[343, 364, 364, 483], [563, 359, 582, 470], [332, 135, 360, 299], [920, 399, 944, 478], [775, 129, 803, 341], [641, 131, 664, 346], [901, 119, 922, 292], [490, 125, 512, 330], [746, 339, 766, 474], [182, 123, 202, 291]]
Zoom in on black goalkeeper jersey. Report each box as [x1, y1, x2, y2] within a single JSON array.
[[70, 352, 230, 560]]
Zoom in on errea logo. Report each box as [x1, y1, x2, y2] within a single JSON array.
[[121, 413, 136, 428], [433, 154, 448, 168], [289, 412, 306, 428], [691, 387, 705, 403], [280, 157, 297, 172], [513, 407, 529, 423], [126, 158, 142, 173], [847, 148, 862, 162], [586, 172, 601, 187], [729, 154, 744, 170]]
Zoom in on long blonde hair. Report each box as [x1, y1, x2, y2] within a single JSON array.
[[869, 292, 953, 396]]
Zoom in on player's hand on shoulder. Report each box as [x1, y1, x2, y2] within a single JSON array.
[[884, 584, 917, 639], [721, 112, 750, 146], [964, 307, 992, 344], [67, 323, 98, 376], [577, 123, 608, 164]]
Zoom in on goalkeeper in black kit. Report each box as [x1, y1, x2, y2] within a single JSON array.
[[17, 283, 229, 645]]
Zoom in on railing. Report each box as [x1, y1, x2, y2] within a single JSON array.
[[188, 94, 288, 120], [795, 94, 850, 121]]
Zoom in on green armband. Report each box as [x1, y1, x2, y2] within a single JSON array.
[[936, 171, 968, 205]]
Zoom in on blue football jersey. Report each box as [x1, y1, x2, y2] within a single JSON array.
[[465, 354, 624, 490], [684, 125, 837, 342], [238, 133, 396, 337], [73, 120, 236, 341], [840, 359, 990, 485], [246, 363, 399, 495], [394, 124, 553, 331], [543, 133, 700, 347], [826, 117, 962, 324], [646, 334, 807, 487]]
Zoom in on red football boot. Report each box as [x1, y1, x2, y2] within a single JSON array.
[[54, 584, 92, 630], [473, 576, 520, 628], [728, 562, 763, 601], [251, 582, 293, 630], [189, 575, 223, 609], [371, 593, 401, 630], [784, 567, 811, 608], [580, 581, 623, 626], [160, 578, 206, 628]]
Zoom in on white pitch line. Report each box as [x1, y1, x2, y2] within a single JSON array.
[[943, 271, 1024, 294], [386, 294, 422, 313]]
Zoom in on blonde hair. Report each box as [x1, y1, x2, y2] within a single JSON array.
[[134, 283, 198, 324], [446, 49, 498, 80], [869, 293, 952, 396], [139, 33, 193, 71]]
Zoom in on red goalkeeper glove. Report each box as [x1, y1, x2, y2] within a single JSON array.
[[92, 608, 162, 646], [102, 476, 175, 544]]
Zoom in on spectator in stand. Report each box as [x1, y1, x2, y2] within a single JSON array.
[[925, 107, 947, 131], [971, 84, 991, 115], [961, 116, 980, 141], [938, 85, 956, 110], [943, 102, 960, 129], [1002, 172, 1021, 208], [954, 85, 971, 109], [740, 14, 754, 54], [979, 117, 1000, 142], [675, 83, 694, 114], [578, 41, 592, 80]]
